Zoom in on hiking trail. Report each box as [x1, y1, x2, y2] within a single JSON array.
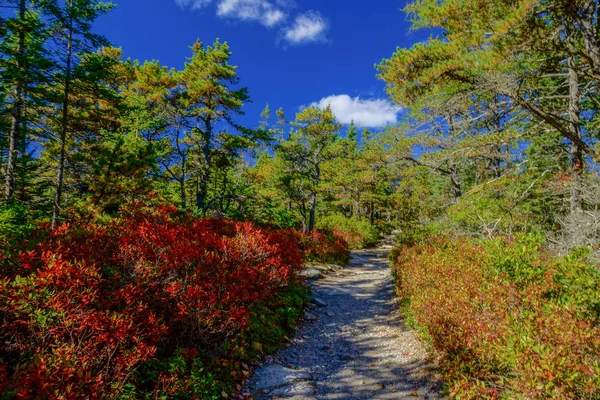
[[246, 237, 444, 399]]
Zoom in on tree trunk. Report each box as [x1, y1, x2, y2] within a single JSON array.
[[176, 130, 187, 209], [308, 191, 317, 231], [196, 119, 212, 212], [5, 0, 26, 201], [568, 54, 584, 215], [579, 2, 600, 82], [308, 161, 321, 231], [52, 11, 73, 229], [450, 162, 462, 203], [355, 189, 361, 221]]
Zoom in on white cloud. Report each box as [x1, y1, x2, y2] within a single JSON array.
[[313, 95, 401, 128], [175, 1, 332, 44], [216, 0, 286, 27], [175, 0, 214, 9], [283, 11, 328, 44], [176, 0, 286, 27]]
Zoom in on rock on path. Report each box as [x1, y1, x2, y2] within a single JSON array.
[[247, 246, 444, 400]]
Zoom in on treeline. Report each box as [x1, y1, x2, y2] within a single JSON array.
[[380, 1, 600, 398], [376, 0, 600, 250], [0, 2, 402, 396], [0, 0, 409, 250]]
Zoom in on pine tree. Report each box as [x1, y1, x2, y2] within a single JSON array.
[[48, 0, 114, 227], [1, 0, 53, 201], [175, 39, 269, 214], [279, 106, 342, 231]]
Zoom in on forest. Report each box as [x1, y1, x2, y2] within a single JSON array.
[[1, 0, 600, 398]]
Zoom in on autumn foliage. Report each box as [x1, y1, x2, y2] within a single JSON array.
[[0, 204, 313, 398], [391, 235, 600, 399], [285, 229, 350, 265]]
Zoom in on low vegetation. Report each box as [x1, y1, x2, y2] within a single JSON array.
[[0, 204, 348, 398], [391, 233, 600, 399]]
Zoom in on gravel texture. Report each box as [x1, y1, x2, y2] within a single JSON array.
[[245, 243, 444, 400]]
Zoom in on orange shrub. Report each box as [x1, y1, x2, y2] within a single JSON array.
[[283, 229, 350, 265], [392, 235, 600, 399]]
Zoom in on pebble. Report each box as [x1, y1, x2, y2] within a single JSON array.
[[248, 245, 444, 399], [312, 297, 327, 307], [304, 312, 317, 321]]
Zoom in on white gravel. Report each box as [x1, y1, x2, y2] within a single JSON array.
[[246, 246, 444, 400]]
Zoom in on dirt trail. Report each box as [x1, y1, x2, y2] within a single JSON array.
[[247, 244, 444, 400]]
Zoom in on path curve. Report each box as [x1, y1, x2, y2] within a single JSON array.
[[247, 245, 444, 400]]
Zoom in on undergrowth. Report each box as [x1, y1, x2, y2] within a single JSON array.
[[391, 232, 600, 399]]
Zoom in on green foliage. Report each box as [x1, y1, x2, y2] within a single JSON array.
[[245, 280, 310, 354], [317, 214, 380, 249], [0, 204, 33, 262], [393, 221, 446, 248], [131, 351, 222, 400], [0, 203, 31, 242]]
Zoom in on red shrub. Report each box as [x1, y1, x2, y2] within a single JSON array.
[[0, 253, 165, 398], [0, 204, 304, 397]]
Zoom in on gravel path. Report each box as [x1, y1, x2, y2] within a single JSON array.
[[247, 246, 444, 400]]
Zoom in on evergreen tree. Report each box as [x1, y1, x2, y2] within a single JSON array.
[[279, 106, 341, 231], [1, 0, 53, 201], [47, 0, 114, 227]]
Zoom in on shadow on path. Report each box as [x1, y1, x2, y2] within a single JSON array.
[[249, 248, 444, 400]]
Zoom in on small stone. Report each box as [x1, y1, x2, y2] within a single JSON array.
[[305, 312, 317, 320], [321, 345, 330, 350], [312, 297, 327, 307], [253, 364, 313, 395], [299, 267, 323, 279], [310, 265, 333, 273]]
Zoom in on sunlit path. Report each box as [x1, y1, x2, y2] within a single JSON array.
[[248, 243, 443, 400]]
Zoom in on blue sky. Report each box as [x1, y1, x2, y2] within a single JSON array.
[[95, 0, 430, 131]]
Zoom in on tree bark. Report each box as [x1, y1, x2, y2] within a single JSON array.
[[5, 0, 26, 201], [308, 191, 317, 231], [195, 119, 212, 212], [568, 54, 584, 214], [52, 9, 73, 229], [450, 162, 462, 203], [308, 162, 321, 231]]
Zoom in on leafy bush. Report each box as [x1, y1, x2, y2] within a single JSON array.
[[393, 221, 446, 247], [0, 204, 307, 398], [392, 234, 600, 399], [0, 203, 33, 262], [284, 229, 350, 265], [318, 214, 380, 249]]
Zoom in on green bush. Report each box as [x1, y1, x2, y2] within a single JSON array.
[[317, 214, 380, 249], [0, 203, 33, 263], [392, 221, 446, 247], [245, 280, 310, 354], [0, 203, 32, 243]]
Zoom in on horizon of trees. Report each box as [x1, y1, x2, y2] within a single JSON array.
[[1, 0, 600, 257]]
